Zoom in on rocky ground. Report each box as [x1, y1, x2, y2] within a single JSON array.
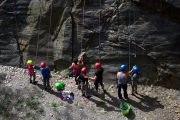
[[0, 65, 179, 120]]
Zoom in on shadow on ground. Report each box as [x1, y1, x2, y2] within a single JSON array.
[[36, 83, 59, 97], [127, 93, 164, 112], [36, 83, 74, 104]]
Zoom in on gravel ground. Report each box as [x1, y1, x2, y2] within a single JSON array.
[[0, 65, 179, 120]]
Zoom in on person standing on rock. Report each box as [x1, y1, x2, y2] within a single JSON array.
[[116, 64, 128, 100], [89, 62, 106, 94], [129, 65, 140, 95], [40, 61, 51, 90], [77, 67, 89, 97], [26, 60, 36, 84], [69, 58, 81, 85]]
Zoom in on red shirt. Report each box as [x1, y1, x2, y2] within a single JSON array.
[[72, 63, 80, 74], [27, 65, 34, 74]]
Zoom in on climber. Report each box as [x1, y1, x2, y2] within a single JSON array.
[[40, 61, 51, 90], [26, 60, 37, 84], [89, 62, 106, 94], [54, 81, 74, 102], [76, 67, 89, 97], [116, 64, 128, 100], [69, 58, 81, 85], [78, 56, 84, 68], [129, 65, 140, 95]]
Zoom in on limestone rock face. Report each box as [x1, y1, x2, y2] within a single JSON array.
[[0, 0, 179, 88]]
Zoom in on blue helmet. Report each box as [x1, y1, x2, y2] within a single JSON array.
[[132, 65, 139, 73], [120, 64, 126, 71]]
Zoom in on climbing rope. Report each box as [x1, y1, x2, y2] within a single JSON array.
[[98, 0, 102, 62], [128, 1, 131, 70], [13, 0, 24, 67], [47, 3, 53, 64], [81, 0, 85, 53], [132, 2, 137, 59], [35, 0, 42, 64]]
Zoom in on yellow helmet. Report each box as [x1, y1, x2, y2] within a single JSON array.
[[27, 60, 33, 65]]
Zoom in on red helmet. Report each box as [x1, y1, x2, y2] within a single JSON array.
[[40, 61, 46, 68], [81, 67, 87, 73], [94, 62, 101, 69]]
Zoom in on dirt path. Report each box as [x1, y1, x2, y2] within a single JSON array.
[[0, 65, 179, 120]]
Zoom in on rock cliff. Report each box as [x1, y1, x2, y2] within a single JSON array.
[[0, 0, 180, 88]]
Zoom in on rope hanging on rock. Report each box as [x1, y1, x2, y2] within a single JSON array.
[[128, 0, 131, 70], [35, 0, 42, 64], [47, 3, 53, 64], [81, 0, 85, 53], [13, 0, 24, 67], [133, 2, 137, 59], [98, 0, 102, 62]]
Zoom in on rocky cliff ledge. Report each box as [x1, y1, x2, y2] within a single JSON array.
[[0, 0, 179, 88]]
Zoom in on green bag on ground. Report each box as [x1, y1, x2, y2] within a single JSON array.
[[119, 102, 131, 116]]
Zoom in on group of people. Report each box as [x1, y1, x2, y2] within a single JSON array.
[[116, 64, 139, 100], [26, 58, 140, 102], [68, 58, 140, 100], [26, 60, 51, 90], [69, 58, 106, 98]]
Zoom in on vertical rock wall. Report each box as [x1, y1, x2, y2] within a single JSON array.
[[0, 0, 180, 88]]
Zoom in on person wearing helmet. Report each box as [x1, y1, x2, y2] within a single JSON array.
[[116, 64, 128, 100], [54, 82, 74, 102], [40, 61, 51, 90], [26, 60, 36, 84], [89, 62, 106, 94], [129, 65, 140, 95], [77, 67, 89, 97]]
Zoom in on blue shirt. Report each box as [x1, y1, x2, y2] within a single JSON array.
[[40, 67, 50, 76]]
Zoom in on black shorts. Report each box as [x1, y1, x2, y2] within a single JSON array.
[[94, 79, 103, 89]]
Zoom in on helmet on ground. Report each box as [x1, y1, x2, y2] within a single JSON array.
[[94, 62, 101, 69], [55, 82, 65, 90], [132, 65, 139, 73], [40, 61, 46, 68], [27, 60, 33, 65], [81, 67, 87, 73], [120, 64, 126, 71]]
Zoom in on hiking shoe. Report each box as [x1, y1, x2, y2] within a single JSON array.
[[32, 81, 37, 84], [124, 96, 129, 100], [119, 96, 123, 100]]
